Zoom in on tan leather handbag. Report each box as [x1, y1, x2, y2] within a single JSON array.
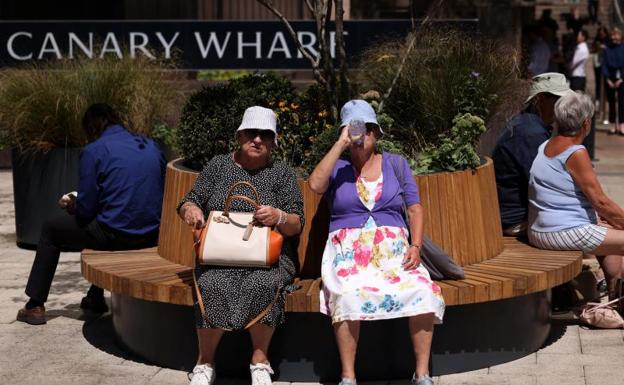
[[193, 181, 283, 268]]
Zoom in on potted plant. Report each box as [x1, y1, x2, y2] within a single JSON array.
[[353, 27, 528, 263], [0, 56, 176, 247]]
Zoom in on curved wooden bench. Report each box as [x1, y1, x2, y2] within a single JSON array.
[[81, 237, 582, 310]]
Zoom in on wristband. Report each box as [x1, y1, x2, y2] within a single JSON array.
[[277, 209, 287, 226]]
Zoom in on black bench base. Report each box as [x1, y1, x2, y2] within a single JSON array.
[[111, 291, 552, 381]]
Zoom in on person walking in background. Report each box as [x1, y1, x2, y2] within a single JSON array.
[[527, 25, 552, 77], [593, 26, 610, 114], [588, 0, 599, 24], [569, 29, 590, 91], [16, 103, 166, 325], [602, 27, 624, 135]]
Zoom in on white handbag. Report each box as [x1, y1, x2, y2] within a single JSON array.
[[193, 181, 283, 268]]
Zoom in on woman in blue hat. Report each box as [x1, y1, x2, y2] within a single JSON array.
[[309, 100, 445, 385]]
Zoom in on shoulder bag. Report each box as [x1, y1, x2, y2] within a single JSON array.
[[389, 154, 465, 280], [193, 181, 283, 268]]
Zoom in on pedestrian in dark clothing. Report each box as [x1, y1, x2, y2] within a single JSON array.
[[593, 27, 610, 109], [16, 103, 166, 325], [602, 27, 624, 134], [492, 73, 571, 236], [588, 0, 599, 24]]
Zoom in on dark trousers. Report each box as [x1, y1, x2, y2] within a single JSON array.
[[569, 76, 586, 92], [606, 82, 624, 123], [594, 68, 603, 103], [25, 213, 158, 303]]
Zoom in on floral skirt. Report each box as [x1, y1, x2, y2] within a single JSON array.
[[320, 223, 445, 323]]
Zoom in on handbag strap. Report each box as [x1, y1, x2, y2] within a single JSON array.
[[585, 295, 624, 312], [192, 268, 280, 330], [225, 181, 260, 205], [223, 194, 259, 217], [389, 155, 410, 224]]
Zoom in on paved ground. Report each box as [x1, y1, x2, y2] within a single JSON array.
[[1, 129, 624, 385]]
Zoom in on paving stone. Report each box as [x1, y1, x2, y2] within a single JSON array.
[[489, 352, 584, 377], [583, 365, 624, 385], [535, 375, 585, 385], [579, 327, 624, 355], [147, 368, 189, 385], [438, 374, 537, 385]]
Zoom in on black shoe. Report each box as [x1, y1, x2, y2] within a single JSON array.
[[80, 295, 109, 313]]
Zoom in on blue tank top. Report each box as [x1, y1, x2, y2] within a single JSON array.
[[528, 141, 597, 232]]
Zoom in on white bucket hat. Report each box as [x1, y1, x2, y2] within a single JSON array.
[[236, 106, 278, 144], [525, 72, 572, 104], [339, 99, 384, 134]]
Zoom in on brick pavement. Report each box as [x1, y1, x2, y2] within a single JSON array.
[[1, 129, 624, 385]]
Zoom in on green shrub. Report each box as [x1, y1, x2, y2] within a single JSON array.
[[0, 56, 176, 153], [178, 73, 335, 174], [358, 28, 526, 162], [414, 113, 486, 174]]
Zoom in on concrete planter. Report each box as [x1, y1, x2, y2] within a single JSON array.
[[12, 148, 80, 248]]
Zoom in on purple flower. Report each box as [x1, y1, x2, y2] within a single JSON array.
[[471, 71, 480, 78]]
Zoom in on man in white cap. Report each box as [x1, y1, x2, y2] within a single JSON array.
[[492, 72, 572, 236]]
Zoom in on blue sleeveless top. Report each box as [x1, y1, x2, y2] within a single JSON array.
[[528, 140, 597, 232]]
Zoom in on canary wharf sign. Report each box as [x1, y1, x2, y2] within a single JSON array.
[[0, 20, 476, 69]]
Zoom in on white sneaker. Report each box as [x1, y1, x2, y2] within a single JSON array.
[[189, 364, 215, 385], [250, 362, 274, 385]]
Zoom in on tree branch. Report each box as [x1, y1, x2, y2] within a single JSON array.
[[379, 0, 440, 112], [304, 0, 314, 15], [256, 0, 328, 86], [335, 0, 349, 105]]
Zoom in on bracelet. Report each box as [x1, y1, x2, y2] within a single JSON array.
[[277, 209, 287, 226], [408, 244, 421, 249]]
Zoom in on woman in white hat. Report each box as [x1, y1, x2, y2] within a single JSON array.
[[178, 106, 304, 385], [309, 100, 445, 385]]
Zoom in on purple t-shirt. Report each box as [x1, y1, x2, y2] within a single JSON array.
[[325, 152, 420, 232]]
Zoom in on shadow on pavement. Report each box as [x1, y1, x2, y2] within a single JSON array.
[[82, 313, 150, 365]]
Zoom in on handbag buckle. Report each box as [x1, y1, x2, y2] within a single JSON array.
[[214, 215, 230, 224]]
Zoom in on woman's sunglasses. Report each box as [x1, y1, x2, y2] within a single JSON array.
[[240, 129, 275, 141]]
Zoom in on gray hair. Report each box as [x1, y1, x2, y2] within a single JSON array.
[[554, 91, 595, 136]]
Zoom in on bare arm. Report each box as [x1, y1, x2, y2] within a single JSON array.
[[308, 126, 351, 194], [402, 203, 425, 270], [567, 149, 624, 229]]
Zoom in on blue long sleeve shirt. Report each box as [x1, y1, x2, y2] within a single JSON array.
[[601, 42, 624, 79], [75, 125, 166, 236], [492, 112, 551, 228]]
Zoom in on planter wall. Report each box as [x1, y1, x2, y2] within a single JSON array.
[[12, 148, 81, 248], [158, 158, 503, 274]]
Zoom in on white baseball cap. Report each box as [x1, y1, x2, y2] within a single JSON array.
[[236, 106, 278, 144]]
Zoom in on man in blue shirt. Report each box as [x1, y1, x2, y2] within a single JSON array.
[[492, 73, 571, 236], [17, 104, 166, 325]]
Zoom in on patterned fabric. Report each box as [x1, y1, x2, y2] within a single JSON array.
[[320, 173, 445, 323], [178, 154, 304, 330], [528, 224, 608, 253]]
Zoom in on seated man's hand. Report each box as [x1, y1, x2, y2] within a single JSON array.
[[58, 192, 77, 213]]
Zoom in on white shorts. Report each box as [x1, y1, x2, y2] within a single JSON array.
[[529, 224, 608, 253]]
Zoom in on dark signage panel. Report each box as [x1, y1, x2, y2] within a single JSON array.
[[0, 20, 476, 69]]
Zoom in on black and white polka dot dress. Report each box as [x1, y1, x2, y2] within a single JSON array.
[[177, 154, 304, 330]]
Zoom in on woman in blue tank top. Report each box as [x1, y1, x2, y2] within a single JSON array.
[[528, 91, 624, 299]]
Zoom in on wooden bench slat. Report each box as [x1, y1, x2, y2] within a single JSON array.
[[81, 237, 582, 309]]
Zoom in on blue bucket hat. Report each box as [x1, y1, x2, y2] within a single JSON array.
[[339, 99, 384, 134]]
